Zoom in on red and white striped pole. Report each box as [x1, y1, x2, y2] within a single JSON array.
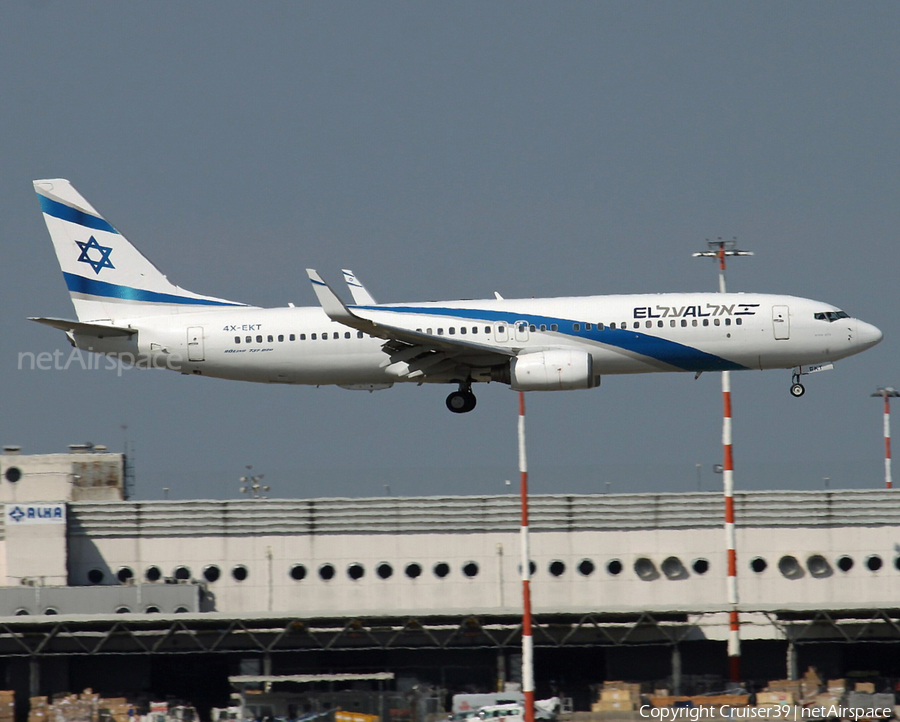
[[518, 392, 535, 722], [872, 388, 899, 489], [722, 369, 740, 681], [694, 239, 751, 683]]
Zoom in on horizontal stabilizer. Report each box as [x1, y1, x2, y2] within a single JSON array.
[[29, 317, 137, 337]]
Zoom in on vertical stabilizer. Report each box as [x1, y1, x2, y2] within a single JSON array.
[[33, 179, 246, 321]]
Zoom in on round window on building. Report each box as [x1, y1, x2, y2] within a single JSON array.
[[376, 563, 393, 580], [173, 566, 191, 581], [232, 565, 249, 582], [606, 560, 622, 576], [462, 562, 479, 578], [44, 608, 58, 615], [14, 609, 29, 616], [807, 554, 832, 579], [203, 565, 221, 583], [549, 560, 566, 577], [405, 563, 422, 579], [866, 555, 883, 572], [174, 606, 189, 614], [290, 564, 307, 581], [117, 567, 134, 584], [319, 564, 335, 581], [4, 467, 21, 483], [144, 606, 161, 614], [517, 561, 537, 576], [692, 558, 710, 575], [578, 559, 595, 576], [433, 562, 450, 578], [837, 556, 854, 572], [778, 555, 804, 579], [661, 556, 687, 580], [115, 606, 131, 614], [347, 563, 365, 581], [145, 566, 162, 582], [87, 569, 104, 585], [750, 557, 767, 573], [634, 557, 659, 581]]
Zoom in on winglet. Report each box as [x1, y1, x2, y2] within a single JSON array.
[[342, 269, 377, 306], [306, 269, 356, 323]]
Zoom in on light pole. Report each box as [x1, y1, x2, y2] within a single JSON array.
[[693, 237, 752, 684], [239, 465, 270, 499], [871, 387, 899, 489]]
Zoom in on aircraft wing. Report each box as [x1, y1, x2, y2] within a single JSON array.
[[306, 270, 515, 380]]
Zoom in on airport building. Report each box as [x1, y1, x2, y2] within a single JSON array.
[[2, 445, 900, 714]]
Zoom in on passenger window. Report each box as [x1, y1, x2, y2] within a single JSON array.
[[657, 320, 663, 328], [714, 319, 720, 326], [344, 332, 351, 339], [549, 324, 556, 331], [540, 324, 547, 332], [621, 322, 627, 329], [498, 325, 506, 333], [278, 335, 284, 342], [357, 331, 363, 338], [427, 328, 433, 334], [670, 320, 676, 327], [646, 321, 652, 328], [484, 326, 490, 334], [333, 332, 339, 339], [449, 328, 455, 335], [460, 327, 467, 334], [598, 323, 604, 330], [267, 335, 273, 342], [256, 335, 263, 342], [703, 319, 709, 327], [311, 333, 317, 340], [300, 334, 306, 340], [438, 328, 444, 335], [725, 318, 731, 326], [585, 323, 592, 330], [246, 336, 252, 343], [321, 333, 327, 340], [289, 334, 296, 341], [610, 323, 616, 329], [234, 337, 240, 344], [736, 318, 742, 326], [692, 320, 697, 327], [573, 323, 580, 331], [680, 320, 687, 327]]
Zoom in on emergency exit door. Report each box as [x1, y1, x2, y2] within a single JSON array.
[[772, 306, 790, 340], [187, 326, 205, 361]]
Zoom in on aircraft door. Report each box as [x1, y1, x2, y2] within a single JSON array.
[[187, 326, 205, 361], [494, 322, 509, 343], [772, 306, 790, 340], [514, 320, 530, 343]]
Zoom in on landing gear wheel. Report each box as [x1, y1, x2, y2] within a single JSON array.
[[790, 383, 805, 398], [446, 390, 477, 414]]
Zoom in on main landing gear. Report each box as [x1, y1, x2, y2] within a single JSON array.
[[790, 372, 805, 398], [446, 382, 477, 413]]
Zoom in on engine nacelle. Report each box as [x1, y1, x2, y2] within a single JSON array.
[[509, 350, 599, 391]]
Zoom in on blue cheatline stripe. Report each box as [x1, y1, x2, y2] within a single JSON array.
[[352, 305, 748, 373], [63, 273, 245, 307], [37, 194, 119, 235]]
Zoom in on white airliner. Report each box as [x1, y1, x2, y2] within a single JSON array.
[[31, 179, 883, 413]]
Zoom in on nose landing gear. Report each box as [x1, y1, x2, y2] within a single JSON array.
[[790, 371, 805, 398], [446, 382, 477, 413]]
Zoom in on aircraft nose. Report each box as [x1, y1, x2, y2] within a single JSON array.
[[857, 321, 884, 349]]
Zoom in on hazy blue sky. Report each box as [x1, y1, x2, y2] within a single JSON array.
[[2, 3, 897, 500]]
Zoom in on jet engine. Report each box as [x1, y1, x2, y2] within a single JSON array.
[[509, 350, 599, 391]]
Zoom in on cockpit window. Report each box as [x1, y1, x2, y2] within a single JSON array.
[[814, 311, 850, 322]]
